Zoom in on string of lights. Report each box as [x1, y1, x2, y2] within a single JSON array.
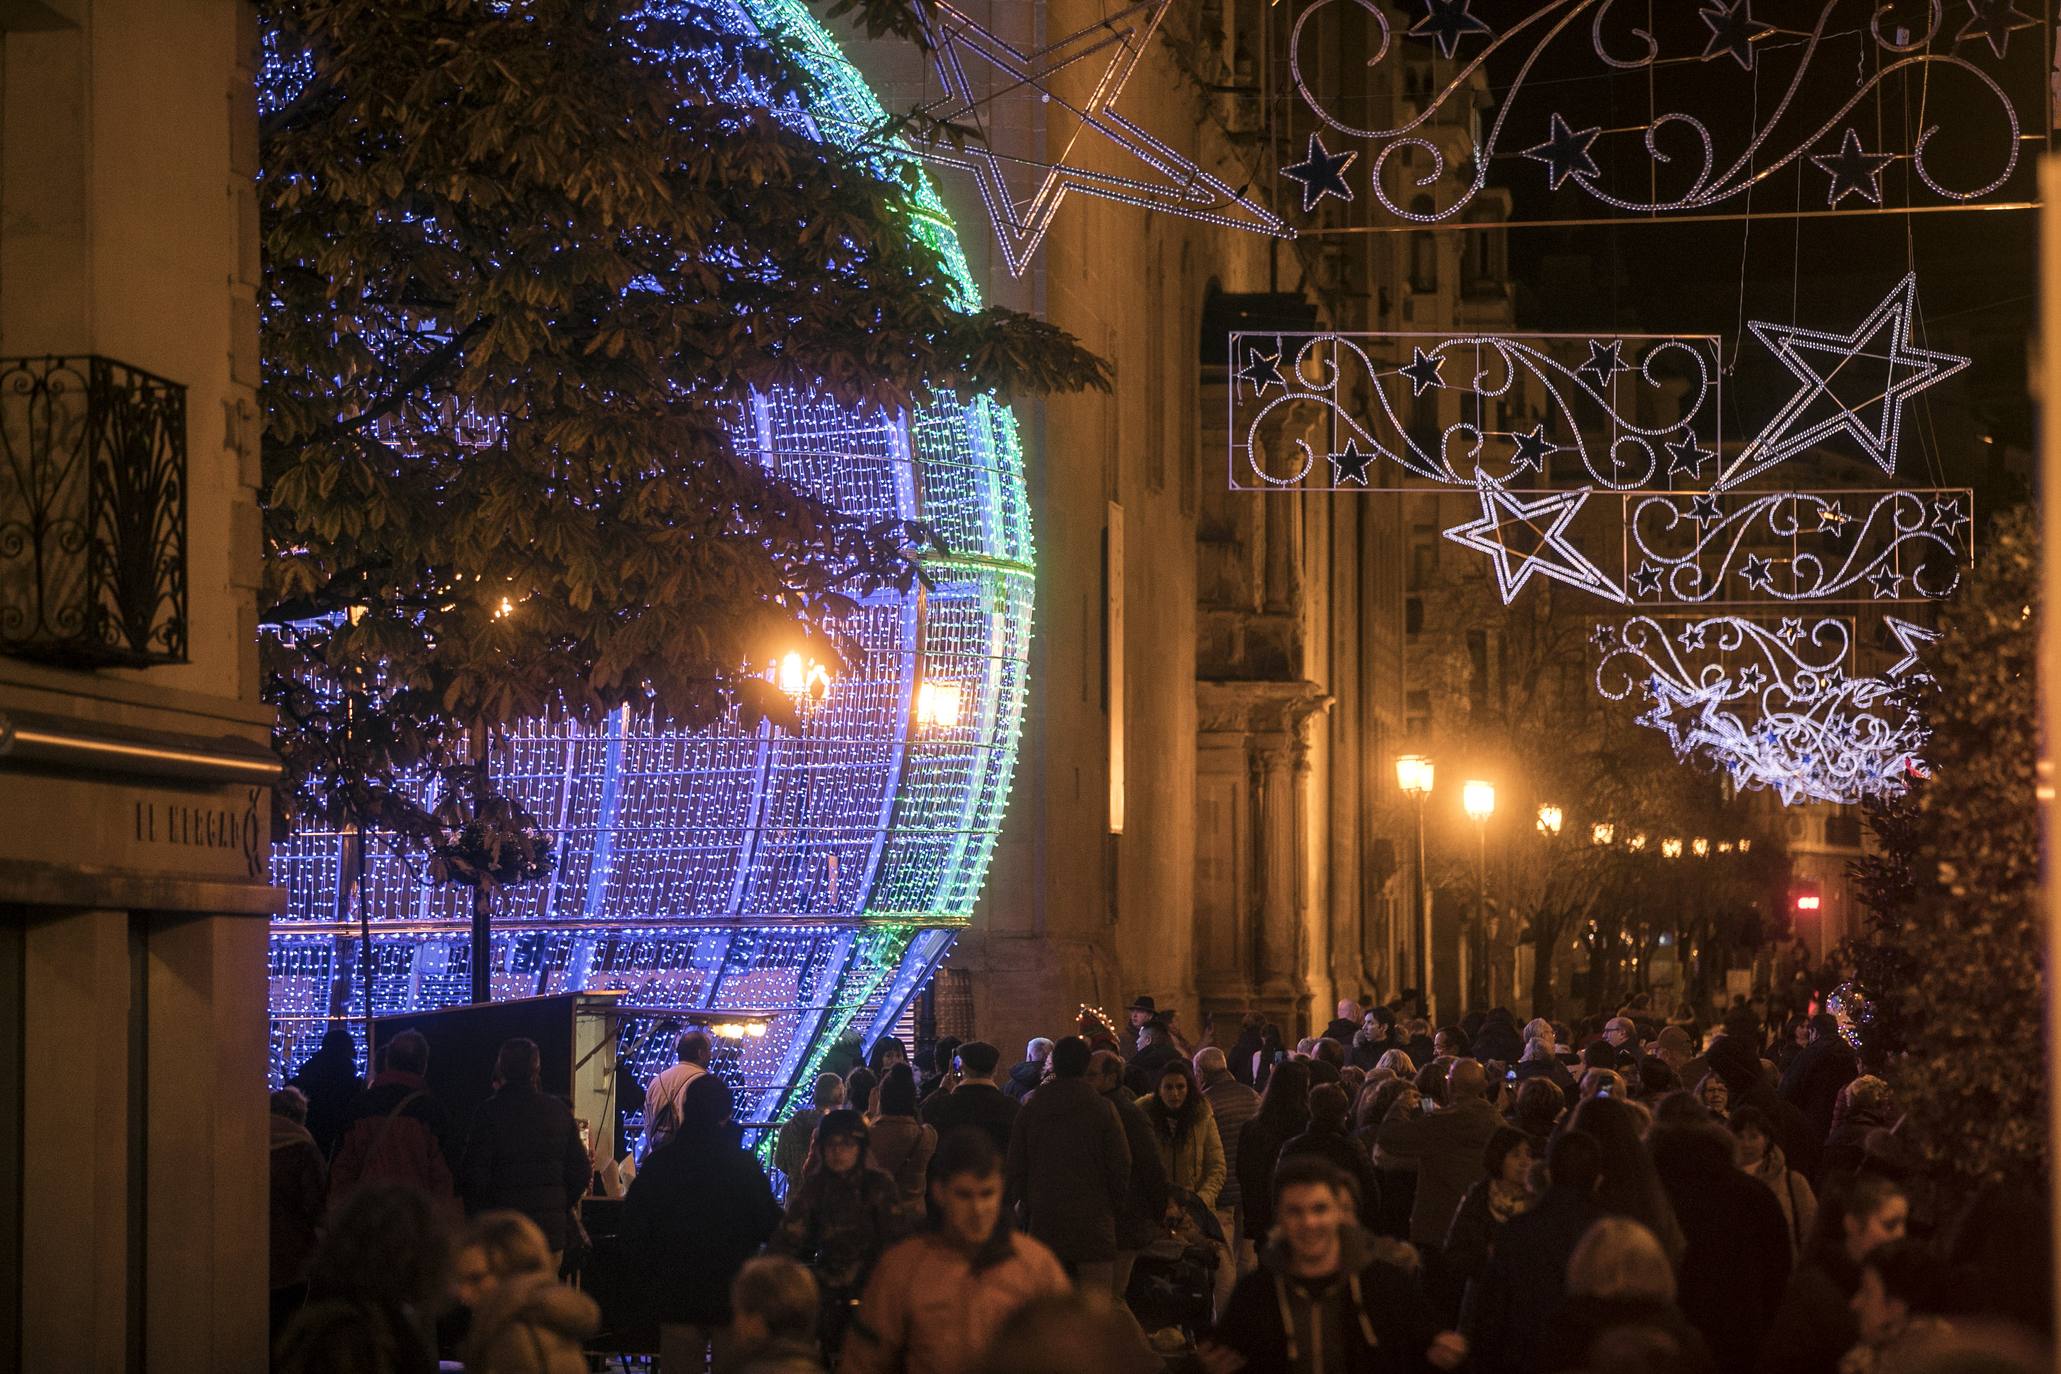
[[266, 0, 1034, 1145]]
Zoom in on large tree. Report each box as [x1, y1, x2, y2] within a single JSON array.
[[1854, 505, 2042, 1197], [259, 0, 1106, 868]]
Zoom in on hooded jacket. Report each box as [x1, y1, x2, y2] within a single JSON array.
[[840, 1227, 1069, 1374], [460, 1273, 600, 1374], [1214, 1224, 1443, 1374], [771, 1164, 905, 1293], [1139, 1091, 1227, 1208], [1002, 1060, 1045, 1102]]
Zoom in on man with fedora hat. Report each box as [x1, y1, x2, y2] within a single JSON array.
[[1126, 996, 1157, 1033]]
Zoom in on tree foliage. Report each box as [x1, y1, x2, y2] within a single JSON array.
[[258, 0, 1107, 859], [1854, 504, 2042, 1196], [1409, 570, 1785, 1017]]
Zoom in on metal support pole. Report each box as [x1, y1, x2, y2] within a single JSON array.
[[1414, 801, 1430, 1018], [2035, 155, 2061, 1333], [1475, 825, 1489, 1010]]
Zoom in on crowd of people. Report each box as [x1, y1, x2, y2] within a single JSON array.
[[266, 990, 2050, 1374]]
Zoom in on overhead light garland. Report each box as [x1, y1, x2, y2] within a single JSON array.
[[1279, 0, 2033, 226]]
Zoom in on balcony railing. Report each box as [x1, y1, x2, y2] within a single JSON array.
[[0, 355, 187, 668]]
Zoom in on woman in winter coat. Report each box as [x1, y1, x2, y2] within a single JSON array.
[[1139, 1058, 1227, 1214], [1442, 1126, 1536, 1295], [453, 1211, 600, 1374], [863, 1065, 937, 1217], [1762, 1174, 1911, 1374], [770, 1109, 903, 1361], [1234, 1059, 1310, 1243], [1730, 1105, 1817, 1260]]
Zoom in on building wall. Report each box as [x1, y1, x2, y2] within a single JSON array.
[[0, 3, 276, 1370]]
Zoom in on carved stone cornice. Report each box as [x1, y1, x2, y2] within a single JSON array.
[[1195, 678, 1333, 736]]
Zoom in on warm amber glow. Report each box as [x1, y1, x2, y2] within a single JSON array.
[[1692, 836, 1710, 858], [1591, 821, 1616, 846], [1395, 754, 1434, 797], [1661, 836, 1684, 859], [915, 679, 963, 731], [1536, 803, 1563, 837], [1463, 779, 1496, 824]]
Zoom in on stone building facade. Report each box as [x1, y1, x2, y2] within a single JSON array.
[[0, 3, 276, 1368], [843, 2, 1513, 1053]]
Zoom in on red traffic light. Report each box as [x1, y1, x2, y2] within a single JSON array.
[[1793, 882, 1822, 914]]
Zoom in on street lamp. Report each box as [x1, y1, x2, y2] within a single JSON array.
[[1536, 803, 1563, 838], [1463, 780, 1495, 1009], [1395, 754, 1434, 1015], [1692, 836, 1710, 858], [1591, 821, 1615, 846], [1662, 836, 1683, 860]]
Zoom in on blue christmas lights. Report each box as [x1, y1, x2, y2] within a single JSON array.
[[266, 0, 1033, 1142]]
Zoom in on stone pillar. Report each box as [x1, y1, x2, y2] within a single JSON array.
[[16, 909, 133, 1371], [1251, 732, 1298, 997]]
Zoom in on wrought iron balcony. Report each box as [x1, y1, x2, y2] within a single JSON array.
[[0, 355, 187, 668]]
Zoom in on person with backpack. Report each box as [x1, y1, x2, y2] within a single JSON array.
[[328, 1029, 455, 1212], [642, 1029, 713, 1157]]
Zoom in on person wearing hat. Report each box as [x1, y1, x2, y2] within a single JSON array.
[[770, 1108, 905, 1361], [1126, 996, 1157, 1033]]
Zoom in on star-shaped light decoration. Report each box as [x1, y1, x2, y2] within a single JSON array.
[[1699, 0, 1772, 69], [1930, 494, 1970, 537], [1576, 339, 1630, 388], [1589, 623, 1618, 650], [1882, 615, 1941, 679], [1665, 431, 1714, 480], [1639, 676, 1718, 757], [1509, 422, 1557, 475], [1329, 437, 1377, 485], [1238, 342, 1285, 398], [1521, 114, 1602, 191], [1400, 346, 1447, 395], [1811, 128, 1896, 207], [1688, 492, 1723, 523], [1776, 617, 1808, 645], [1957, 0, 2037, 59], [1677, 621, 1710, 651], [1407, 0, 1493, 59], [1817, 500, 1852, 531], [1740, 553, 1777, 591], [1724, 273, 1970, 487], [1630, 562, 1666, 598], [1444, 479, 1626, 605], [1866, 564, 1907, 599], [1282, 132, 1359, 213], [1736, 663, 1769, 693], [912, 0, 1289, 277]]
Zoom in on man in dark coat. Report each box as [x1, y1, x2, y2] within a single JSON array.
[[1779, 1012, 1857, 1161], [1002, 1036, 1052, 1103], [1089, 1049, 1170, 1298], [290, 1026, 363, 1159], [1462, 1128, 1606, 1374], [1005, 1036, 1131, 1293], [1374, 1058, 1504, 1249], [920, 1039, 1019, 1155], [623, 1072, 781, 1364], [1470, 1009, 1524, 1067], [1648, 1123, 1793, 1373], [458, 1037, 592, 1259], [1276, 1082, 1380, 1230]]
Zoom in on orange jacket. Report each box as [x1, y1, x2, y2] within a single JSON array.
[[841, 1229, 1069, 1374]]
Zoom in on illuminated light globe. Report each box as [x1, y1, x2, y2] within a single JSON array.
[[264, 0, 1033, 1149]]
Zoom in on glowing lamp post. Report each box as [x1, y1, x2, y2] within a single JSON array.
[[1536, 803, 1563, 838], [1463, 780, 1494, 1009], [1591, 821, 1615, 846], [1395, 754, 1434, 1015]]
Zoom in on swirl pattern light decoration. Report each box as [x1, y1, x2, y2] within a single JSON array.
[[1281, 0, 2039, 226], [1594, 614, 1930, 805], [1226, 277, 1979, 806], [265, 0, 1034, 1148]]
